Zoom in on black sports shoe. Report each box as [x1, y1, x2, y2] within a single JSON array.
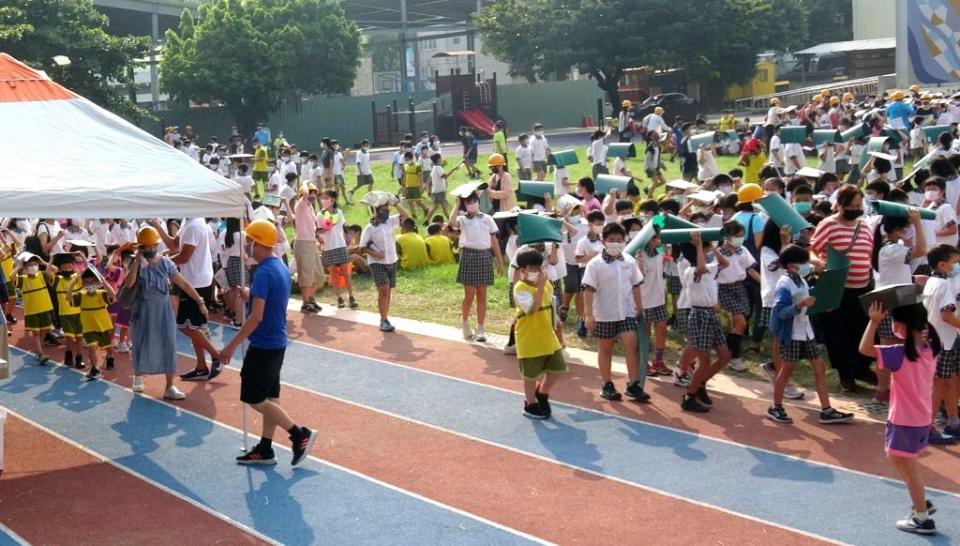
[[625, 381, 651, 403], [349, 297, 358, 309], [105, 357, 115, 371], [534, 389, 551, 417], [300, 302, 319, 314], [600, 381, 622, 401], [236, 446, 277, 466], [85, 367, 101, 381], [819, 407, 853, 424], [291, 427, 317, 466], [337, 297, 345, 309], [696, 386, 713, 407], [180, 368, 209, 381], [909, 500, 937, 516], [207, 359, 223, 381], [897, 513, 936, 534], [681, 394, 709, 413], [6, 313, 16, 325], [74, 354, 85, 369], [766, 405, 793, 423], [64, 351, 73, 368], [523, 401, 549, 419]]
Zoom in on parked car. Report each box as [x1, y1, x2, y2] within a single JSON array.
[[630, 93, 701, 122]]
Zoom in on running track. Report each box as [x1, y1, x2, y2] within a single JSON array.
[[0, 309, 958, 545]]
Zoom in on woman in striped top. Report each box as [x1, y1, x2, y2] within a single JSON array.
[[810, 184, 877, 392]]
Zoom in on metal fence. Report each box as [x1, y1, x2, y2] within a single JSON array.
[[733, 74, 891, 113]]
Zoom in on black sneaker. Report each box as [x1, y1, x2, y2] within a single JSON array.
[[600, 381, 622, 401], [64, 351, 73, 368], [681, 393, 709, 413], [766, 405, 793, 423], [5, 313, 16, 325], [180, 368, 209, 381], [696, 386, 713, 407], [535, 389, 551, 417], [896, 513, 936, 535], [911, 500, 937, 516], [43, 333, 60, 347], [74, 354, 85, 369], [819, 407, 853, 424], [523, 401, 549, 419], [85, 367, 101, 381], [105, 357, 115, 371], [236, 446, 277, 466], [625, 381, 651, 403], [349, 297, 358, 309], [300, 302, 319, 314], [207, 359, 223, 381], [337, 297, 345, 309], [290, 427, 317, 466]]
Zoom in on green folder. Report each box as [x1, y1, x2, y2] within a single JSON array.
[[625, 221, 658, 257], [808, 245, 850, 314], [813, 129, 841, 145], [658, 227, 724, 245], [652, 214, 699, 230], [924, 125, 951, 141], [758, 193, 812, 235], [595, 174, 631, 195], [779, 126, 807, 144], [517, 180, 556, 199], [607, 142, 636, 158], [873, 199, 936, 220], [690, 131, 717, 150], [517, 213, 564, 245], [841, 124, 866, 141], [550, 149, 579, 168]]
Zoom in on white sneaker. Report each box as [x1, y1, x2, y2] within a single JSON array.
[[163, 386, 186, 400], [784, 383, 805, 400], [760, 361, 777, 383], [503, 344, 517, 355], [474, 326, 487, 342], [131, 376, 145, 393], [462, 320, 474, 340], [727, 358, 748, 372], [116, 341, 130, 354]]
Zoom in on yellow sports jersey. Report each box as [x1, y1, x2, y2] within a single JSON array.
[[513, 281, 562, 359], [744, 151, 766, 184], [396, 232, 430, 269], [19, 273, 53, 315], [403, 162, 422, 189], [254, 147, 268, 171], [56, 274, 81, 316], [78, 290, 113, 334], [425, 235, 456, 265]]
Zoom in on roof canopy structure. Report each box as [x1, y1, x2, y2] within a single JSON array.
[[795, 38, 896, 56], [0, 53, 244, 219]]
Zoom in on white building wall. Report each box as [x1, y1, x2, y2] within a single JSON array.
[[852, 0, 896, 40]]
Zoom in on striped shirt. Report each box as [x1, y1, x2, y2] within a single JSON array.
[[810, 216, 874, 288]]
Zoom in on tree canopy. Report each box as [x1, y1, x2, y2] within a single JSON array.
[[0, 0, 150, 120], [161, 0, 362, 137]]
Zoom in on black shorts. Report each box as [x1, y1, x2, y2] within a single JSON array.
[[240, 346, 286, 404], [564, 264, 583, 294], [176, 285, 212, 328]]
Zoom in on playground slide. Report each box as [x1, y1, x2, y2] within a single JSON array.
[[457, 109, 495, 137]]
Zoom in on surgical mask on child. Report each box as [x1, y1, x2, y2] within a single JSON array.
[[85, 284, 99, 294], [308, 195, 318, 204], [466, 202, 480, 214], [949, 263, 960, 278], [282, 156, 291, 163], [25, 265, 38, 275], [718, 185, 732, 195], [925, 189, 941, 201], [730, 236, 744, 248], [794, 201, 812, 214], [142, 249, 157, 259], [605, 242, 624, 257], [377, 210, 390, 223], [525, 271, 540, 283], [797, 263, 813, 277], [629, 230, 641, 240]]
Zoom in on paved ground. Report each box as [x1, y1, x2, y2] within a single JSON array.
[[0, 306, 958, 545]]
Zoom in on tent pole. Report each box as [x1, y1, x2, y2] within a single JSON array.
[[239, 209, 250, 452]]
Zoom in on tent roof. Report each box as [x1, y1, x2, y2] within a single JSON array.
[[0, 53, 245, 219], [795, 38, 896, 56]]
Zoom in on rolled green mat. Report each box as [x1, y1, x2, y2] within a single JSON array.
[[873, 199, 936, 220], [808, 246, 850, 314], [690, 131, 717, 149], [813, 129, 841, 145], [758, 193, 812, 235], [866, 136, 890, 152], [607, 142, 636, 158], [516, 180, 556, 198], [882, 128, 904, 145], [779, 126, 807, 144], [659, 227, 724, 245], [595, 174, 632, 195], [652, 213, 699, 230], [924, 125, 951, 141], [517, 213, 564, 245], [625, 221, 658, 257], [840, 124, 866, 141], [550, 149, 579, 168]]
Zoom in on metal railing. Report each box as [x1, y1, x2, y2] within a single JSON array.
[[733, 74, 893, 113]]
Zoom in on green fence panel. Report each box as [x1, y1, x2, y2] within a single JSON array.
[[497, 79, 604, 132]]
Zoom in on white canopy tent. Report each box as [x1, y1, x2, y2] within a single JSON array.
[[0, 53, 245, 219]]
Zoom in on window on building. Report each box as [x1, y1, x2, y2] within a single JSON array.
[[452, 37, 461, 45], [756, 68, 768, 82], [421, 38, 437, 50]]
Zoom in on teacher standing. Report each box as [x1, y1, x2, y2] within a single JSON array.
[[809, 185, 876, 392]]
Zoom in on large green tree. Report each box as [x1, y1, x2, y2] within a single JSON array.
[[162, 0, 362, 137], [0, 0, 149, 120]]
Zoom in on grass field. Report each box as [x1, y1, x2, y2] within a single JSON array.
[[284, 143, 861, 394]]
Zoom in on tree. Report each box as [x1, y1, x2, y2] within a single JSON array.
[[161, 0, 362, 138], [0, 0, 150, 120], [803, 0, 852, 48]]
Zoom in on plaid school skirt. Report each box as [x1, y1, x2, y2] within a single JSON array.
[[780, 339, 821, 363], [225, 256, 245, 288], [936, 349, 960, 379], [666, 274, 682, 295], [676, 308, 691, 336], [760, 306, 772, 330], [687, 307, 725, 350], [457, 247, 494, 286], [322, 246, 351, 267], [595, 317, 637, 339], [643, 304, 668, 323], [718, 282, 750, 316]]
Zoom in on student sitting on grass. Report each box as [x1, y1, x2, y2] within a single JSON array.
[[425, 224, 456, 265], [396, 218, 430, 270]]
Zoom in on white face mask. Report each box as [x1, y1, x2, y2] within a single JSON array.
[[718, 185, 732, 195], [525, 271, 540, 283], [925, 189, 941, 201], [85, 285, 98, 294], [605, 242, 624, 256], [25, 265, 38, 275]]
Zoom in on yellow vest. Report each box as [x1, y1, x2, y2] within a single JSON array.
[[425, 235, 456, 265], [56, 274, 81, 316], [0, 248, 13, 281], [20, 273, 53, 315], [514, 281, 562, 359], [79, 290, 113, 333], [396, 232, 430, 269], [403, 163, 422, 189]]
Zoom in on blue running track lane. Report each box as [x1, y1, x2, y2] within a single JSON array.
[[197, 324, 959, 546], [0, 348, 544, 546], [0, 524, 28, 546]]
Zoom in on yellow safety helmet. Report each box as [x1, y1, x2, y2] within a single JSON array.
[[487, 153, 506, 167], [829, 96, 840, 106], [812, 95, 823, 103], [842, 92, 854, 102], [909, 84, 921, 93], [244, 219, 279, 247], [736, 183, 764, 205], [891, 90, 905, 101], [621, 100, 632, 108], [820, 89, 831, 98], [654, 106, 665, 115], [921, 93, 933, 100], [136, 226, 160, 246], [770, 97, 781, 106], [300, 182, 318, 196]]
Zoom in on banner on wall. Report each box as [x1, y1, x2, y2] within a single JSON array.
[[902, 1, 960, 84]]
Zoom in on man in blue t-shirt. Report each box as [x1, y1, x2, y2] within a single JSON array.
[[220, 219, 317, 467]]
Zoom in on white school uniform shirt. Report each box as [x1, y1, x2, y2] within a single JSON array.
[[676, 257, 692, 309], [683, 261, 720, 308], [430, 165, 446, 194], [509, 243, 565, 282], [923, 201, 958, 246], [910, 126, 926, 149], [505, 233, 518, 264], [359, 215, 401, 265], [946, 176, 960, 211], [356, 149, 372, 175], [760, 246, 786, 308], [612, 156, 626, 176], [219, 230, 242, 262], [765, 107, 780, 126], [515, 144, 533, 170], [456, 213, 498, 249], [818, 143, 836, 173], [581, 253, 642, 322], [875, 241, 913, 288], [848, 143, 864, 166], [589, 139, 607, 166], [531, 135, 549, 161], [234, 174, 254, 193], [716, 245, 755, 284], [109, 223, 136, 245], [639, 252, 666, 309], [553, 167, 570, 196], [280, 159, 298, 179], [319, 209, 347, 250], [923, 275, 960, 348], [562, 218, 589, 265], [644, 113, 669, 134], [334, 152, 344, 175], [783, 143, 803, 175], [697, 147, 720, 180], [769, 135, 785, 167], [776, 274, 816, 341], [575, 235, 604, 269]]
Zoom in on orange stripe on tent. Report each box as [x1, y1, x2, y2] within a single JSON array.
[[0, 53, 76, 102]]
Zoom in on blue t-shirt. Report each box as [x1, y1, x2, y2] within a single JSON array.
[[248, 257, 291, 350]]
